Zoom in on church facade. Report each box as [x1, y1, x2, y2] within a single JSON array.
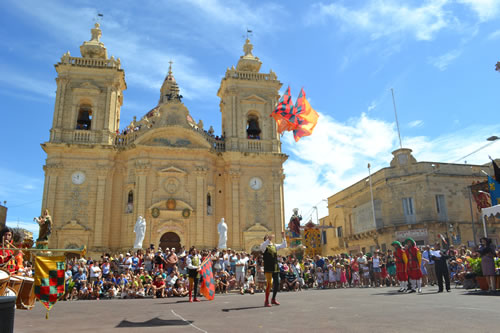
[[41, 24, 287, 256]]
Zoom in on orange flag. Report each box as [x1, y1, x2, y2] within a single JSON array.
[[293, 88, 319, 142]]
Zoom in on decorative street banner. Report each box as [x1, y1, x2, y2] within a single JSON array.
[[199, 258, 215, 300], [34, 255, 66, 317]]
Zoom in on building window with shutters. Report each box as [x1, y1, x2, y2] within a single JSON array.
[[435, 194, 447, 221], [402, 197, 416, 224]]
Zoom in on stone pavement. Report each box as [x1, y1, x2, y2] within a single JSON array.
[[14, 286, 500, 333]]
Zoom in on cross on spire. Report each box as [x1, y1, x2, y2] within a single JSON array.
[[168, 60, 173, 75]]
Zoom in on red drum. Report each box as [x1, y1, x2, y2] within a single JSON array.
[[16, 276, 35, 310], [0, 269, 10, 295]]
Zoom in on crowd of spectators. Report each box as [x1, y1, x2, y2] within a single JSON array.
[[31, 242, 498, 302]]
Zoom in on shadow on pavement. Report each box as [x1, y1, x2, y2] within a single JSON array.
[[116, 317, 191, 328], [222, 305, 265, 312], [462, 291, 500, 296]]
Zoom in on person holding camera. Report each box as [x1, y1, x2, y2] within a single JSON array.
[[260, 232, 287, 307]]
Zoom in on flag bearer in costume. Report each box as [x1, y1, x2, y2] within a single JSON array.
[[186, 247, 202, 302], [260, 232, 287, 307], [0, 227, 16, 273], [404, 238, 422, 293], [391, 241, 408, 292]]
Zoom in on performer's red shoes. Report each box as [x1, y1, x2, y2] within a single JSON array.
[[264, 300, 271, 307], [193, 298, 201, 302], [271, 299, 280, 305]]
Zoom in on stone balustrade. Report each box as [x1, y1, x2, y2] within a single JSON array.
[[60, 56, 121, 69], [225, 69, 277, 81]]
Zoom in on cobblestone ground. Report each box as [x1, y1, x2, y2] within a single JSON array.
[[14, 286, 500, 333]]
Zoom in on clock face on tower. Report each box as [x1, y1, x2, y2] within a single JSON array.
[[71, 171, 86, 185], [249, 177, 263, 190]]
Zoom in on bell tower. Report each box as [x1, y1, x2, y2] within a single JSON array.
[[217, 39, 282, 153], [49, 23, 126, 145]]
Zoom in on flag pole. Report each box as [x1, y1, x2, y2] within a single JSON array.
[[391, 88, 403, 149]]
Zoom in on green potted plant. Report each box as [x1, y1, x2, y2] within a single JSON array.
[[467, 257, 489, 290]]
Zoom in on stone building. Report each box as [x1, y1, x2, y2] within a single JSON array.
[[41, 24, 287, 257], [322, 148, 499, 255]]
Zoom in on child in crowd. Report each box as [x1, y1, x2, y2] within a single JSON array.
[[328, 264, 336, 288], [256, 265, 266, 292], [316, 267, 324, 289], [339, 264, 347, 288]]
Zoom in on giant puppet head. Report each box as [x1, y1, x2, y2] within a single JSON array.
[[391, 241, 402, 249]]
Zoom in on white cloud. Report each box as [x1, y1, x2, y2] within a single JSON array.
[[487, 29, 500, 39], [408, 120, 424, 128], [282, 112, 500, 224], [458, 0, 500, 22], [367, 101, 377, 112], [0, 65, 55, 98], [310, 0, 453, 41], [428, 49, 463, 70]]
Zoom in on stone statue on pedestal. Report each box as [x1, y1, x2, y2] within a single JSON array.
[[134, 216, 146, 249], [217, 218, 228, 249]]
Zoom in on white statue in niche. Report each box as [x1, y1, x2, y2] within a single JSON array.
[[217, 218, 228, 249], [134, 216, 147, 249]]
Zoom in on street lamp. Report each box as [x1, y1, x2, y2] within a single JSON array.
[[486, 136, 499, 141]]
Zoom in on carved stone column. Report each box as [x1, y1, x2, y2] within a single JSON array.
[[42, 163, 63, 247], [135, 161, 151, 220], [229, 169, 241, 249], [194, 166, 207, 246], [93, 168, 108, 248]]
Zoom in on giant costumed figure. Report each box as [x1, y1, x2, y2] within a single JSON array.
[[404, 238, 423, 293], [391, 241, 408, 292]]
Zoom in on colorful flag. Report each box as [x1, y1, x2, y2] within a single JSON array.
[[488, 175, 500, 206], [199, 258, 215, 300], [34, 255, 65, 316], [293, 88, 319, 142], [271, 86, 299, 134]]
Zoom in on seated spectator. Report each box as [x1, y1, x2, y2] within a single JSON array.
[[152, 275, 166, 298]]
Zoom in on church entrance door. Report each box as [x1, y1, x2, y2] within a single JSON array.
[[159, 232, 181, 252]]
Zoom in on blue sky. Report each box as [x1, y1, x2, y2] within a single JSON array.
[[1, 0, 500, 238]]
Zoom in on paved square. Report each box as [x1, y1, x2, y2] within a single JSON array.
[[14, 287, 499, 333]]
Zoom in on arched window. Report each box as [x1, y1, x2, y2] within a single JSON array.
[[207, 193, 212, 215], [76, 104, 92, 130], [126, 190, 133, 213], [246, 114, 261, 140]]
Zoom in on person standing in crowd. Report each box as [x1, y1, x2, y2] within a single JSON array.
[[372, 251, 382, 287], [404, 238, 422, 293], [391, 241, 408, 292], [478, 237, 496, 293], [430, 242, 451, 292], [165, 248, 178, 274], [260, 232, 287, 307], [186, 247, 202, 302], [422, 245, 436, 286], [385, 250, 396, 286]]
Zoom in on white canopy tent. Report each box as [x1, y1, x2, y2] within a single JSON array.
[[480, 204, 500, 237]]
